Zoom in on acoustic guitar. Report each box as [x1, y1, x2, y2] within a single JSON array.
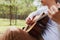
[[23, 13, 49, 38]]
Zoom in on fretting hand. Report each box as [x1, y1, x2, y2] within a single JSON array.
[[42, 0, 60, 24]]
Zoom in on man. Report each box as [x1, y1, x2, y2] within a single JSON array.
[[26, 0, 60, 40], [2, 0, 60, 40]]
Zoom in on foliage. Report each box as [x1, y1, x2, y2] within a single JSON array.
[[0, 0, 37, 19]]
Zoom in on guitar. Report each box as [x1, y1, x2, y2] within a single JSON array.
[[23, 13, 49, 38]]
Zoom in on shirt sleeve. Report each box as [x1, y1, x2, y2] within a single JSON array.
[[28, 6, 48, 20]]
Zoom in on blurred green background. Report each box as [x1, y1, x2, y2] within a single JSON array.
[[0, 0, 38, 34], [0, 0, 39, 36], [0, 0, 37, 26]]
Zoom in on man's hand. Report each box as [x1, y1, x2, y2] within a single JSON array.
[[41, 0, 60, 24], [48, 10, 60, 24], [26, 16, 35, 26]]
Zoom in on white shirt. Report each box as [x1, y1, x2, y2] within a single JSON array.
[[26, 6, 60, 40], [42, 19, 60, 40]]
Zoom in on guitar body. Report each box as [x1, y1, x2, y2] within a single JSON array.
[[28, 15, 49, 38]]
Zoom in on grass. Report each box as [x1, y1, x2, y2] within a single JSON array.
[[0, 18, 26, 26], [0, 18, 26, 33]]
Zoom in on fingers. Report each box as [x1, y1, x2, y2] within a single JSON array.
[[25, 17, 35, 26], [47, 5, 60, 24], [48, 5, 58, 18], [26, 17, 31, 25]]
